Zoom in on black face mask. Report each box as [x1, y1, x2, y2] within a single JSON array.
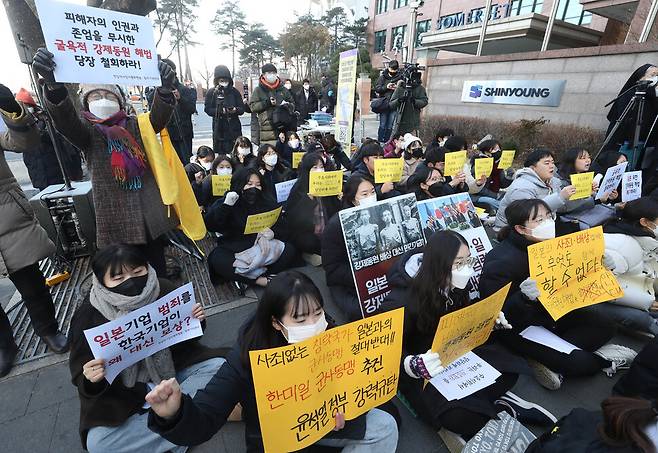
[[242, 187, 261, 205], [109, 274, 148, 297], [428, 182, 445, 197], [411, 147, 424, 159]]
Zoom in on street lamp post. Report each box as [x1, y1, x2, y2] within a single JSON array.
[[406, 1, 424, 63]]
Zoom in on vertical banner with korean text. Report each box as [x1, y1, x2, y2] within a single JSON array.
[[340, 194, 425, 317], [417, 193, 492, 299], [36, 0, 160, 86], [335, 48, 358, 149], [250, 308, 404, 452]]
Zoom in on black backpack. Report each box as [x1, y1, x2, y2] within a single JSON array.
[[271, 105, 294, 131]]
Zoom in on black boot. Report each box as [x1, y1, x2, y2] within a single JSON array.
[[40, 331, 69, 354], [0, 342, 18, 378]]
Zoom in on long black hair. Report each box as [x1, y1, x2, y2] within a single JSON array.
[[294, 152, 324, 194], [411, 230, 469, 334], [342, 173, 374, 209], [558, 147, 589, 178], [599, 396, 658, 453], [620, 197, 658, 228], [210, 154, 234, 175], [256, 143, 288, 173], [240, 271, 325, 369], [231, 136, 253, 159], [498, 198, 551, 241], [91, 244, 148, 283]]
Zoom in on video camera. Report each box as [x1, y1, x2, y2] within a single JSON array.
[[401, 62, 425, 89]]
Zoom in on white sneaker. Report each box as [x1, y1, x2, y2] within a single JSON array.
[[594, 344, 637, 377], [527, 359, 563, 390]]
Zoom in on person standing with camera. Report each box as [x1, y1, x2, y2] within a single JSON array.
[[374, 60, 402, 143], [205, 65, 244, 155], [249, 64, 295, 146], [389, 65, 428, 137]]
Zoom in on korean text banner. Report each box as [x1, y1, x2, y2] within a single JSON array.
[[309, 170, 343, 197], [595, 162, 627, 200], [474, 157, 494, 179], [570, 172, 594, 201], [374, 158, 404, 183], [498, 150, 515, 169], [36, 0, 160, 86], [250, 308, 404, 453], [335, 49, 358, 149], [84, 283, 202, 383], [443, 151, 467, 177], [211, 175, 231, 197], [528, 226, 624, 320], [431, 283, 510, 366], [244, 207, 282, 235], [340, 194, 425, 317]]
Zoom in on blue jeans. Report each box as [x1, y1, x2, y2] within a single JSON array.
[[86, 357, 226, 453], [315, 408, 399, 452], [473, 195, 501, 213], [378, 110, 397, 143], [597, 303, 658, 335]]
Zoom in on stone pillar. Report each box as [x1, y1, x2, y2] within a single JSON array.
[[357, 73, 372, 116], [626, 0, 658, 43]]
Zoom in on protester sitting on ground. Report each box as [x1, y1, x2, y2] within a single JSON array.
[[204, 167, 297, 288], [400, 133, 425, 186], [601, 197, 658, 336], [406, 164, 460, 201], [425, 141, 470, 194], [527, 396, 658, 452], [68, 244, 224, 453], [274, 131, 302, 167], [480, 199, 637, 391], [283, 152, 341, 258], [146, 271, 399, 451], [353, 140, 401, 200], [322, 134, 352, 171], [382, 230, 553, 439], [254, 143, 295, 199], [383, 133, 404, 158], [195, 154, 234, 210], [184, 145, 214, 187], [230, 136, 256, 170], [494, 149, 577, 232], [468, 139, 510, 214], [322, 174, 378, 321], [34, 48, 178, 276]]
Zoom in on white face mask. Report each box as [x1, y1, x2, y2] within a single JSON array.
[[358, 193, 377, 207], [280, 314, 328, 343], [217, 167, 232, 176], [265, 73, 278, 83], [303, 84, 310, 90], [201, 161, 212, 171], [284, 83, 292, 90], [264, 154, 278, 167], [451, 265, 474, 289], [529, 219, 556, 240], [238, 147, 251, 156], [289, 139, 300, 149], [88, 99, 120, 119], [219, 81, 229, 88]]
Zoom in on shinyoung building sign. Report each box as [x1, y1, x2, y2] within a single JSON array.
[[461, 80, 567, 107]]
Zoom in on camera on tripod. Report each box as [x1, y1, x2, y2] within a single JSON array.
[[401, 62, 424, 89], [216, 86, 226, 115]]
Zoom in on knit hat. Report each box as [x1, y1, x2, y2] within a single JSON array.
[[401, 133, 421, 150], [15, 88, 37, 106], [261, 63, 277, 74], [79, 84, 124, 110]]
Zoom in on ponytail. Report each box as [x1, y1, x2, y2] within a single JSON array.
[[599, 396, 658, 453]]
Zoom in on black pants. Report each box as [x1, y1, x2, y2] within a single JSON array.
[[171, 136, 193, 166], [207, 243, 298, 284], [0, 263, 58, 348], [328, 285, 363, 322], [293, 232, 322, 256]]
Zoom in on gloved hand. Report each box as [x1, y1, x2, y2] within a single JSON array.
[[158, 61, 176, 91], [520, 278, 540, 301], [603, 252, 616, 271], [32, 48, 59, 85], [494, 311, 512, 330], [0, 84, 21, 114], [224, 191, 239, 206], [403, 350, 443, 379], [321, 106, 327, 112]]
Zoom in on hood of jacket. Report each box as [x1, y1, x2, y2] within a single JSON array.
[[213, 65, 233, 86], [513, 167, 557, 192], [603, 220, 653, 237]]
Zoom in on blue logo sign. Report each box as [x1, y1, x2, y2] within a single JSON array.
[[469, 85, 482, 98]]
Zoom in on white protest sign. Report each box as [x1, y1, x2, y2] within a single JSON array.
[[275, 178, 297, 204], [429, 351, 501, 401], [595, 162, 627, 200], [84, 282, 202, 383], [622, 171, 642, 202], [36, 0, 160, 86], [520, 325, 580, 355]]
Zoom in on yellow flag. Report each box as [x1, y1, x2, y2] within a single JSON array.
[[293, 152, 305, 169], [374, 158, 404, 183], [243, 207, 282, 235], [474, 157, 494, 179], [309, 170, 343, 197], [211, 175, 231, 197], [430, 283, 510, 366], [528, 226, 623, 320], [570, 171, 594, 200], [250, 308, 404, 453], [498, 150, 515, 169], [444, 151, 467, 177]]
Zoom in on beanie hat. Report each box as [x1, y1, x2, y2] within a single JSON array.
[[261, 63, 277, 74], [15, 88, 37, 106], [79, 84, 124, 110]]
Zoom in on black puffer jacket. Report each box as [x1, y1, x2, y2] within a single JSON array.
[[374, 69, 402, 103], [321, 212, 355, 293], [205, 65, 244, 154], [146, 80, 196, 141]]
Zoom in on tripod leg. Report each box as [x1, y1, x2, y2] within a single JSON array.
[[593, 96, 637, 163]]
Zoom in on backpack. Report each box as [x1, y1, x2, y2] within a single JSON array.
[[271, 105, 294, 131]]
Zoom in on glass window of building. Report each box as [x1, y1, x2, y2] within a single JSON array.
[[376, 0, 388, 14], [391, 25, 407, 50], [557, 0, 592, 25], [415, 20, 431, 47], [374, 30, 387, 53], [394, 0, 409, 8], [510, 0, 544, 16]]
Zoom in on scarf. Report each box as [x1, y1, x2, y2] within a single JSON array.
[[89, 266, 176, 388], [83, 110, 148, 191], [260, 75, 281, 91]]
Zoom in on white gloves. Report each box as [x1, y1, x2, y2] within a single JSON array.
[[520, 278, 540, 301], [404, 350, 444, 379], [603, 252, 616, 271], [224, 191, 239, 206], [321, 106, 327, 112], [494, 311, 512, 330]]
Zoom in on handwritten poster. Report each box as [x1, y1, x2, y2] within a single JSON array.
[[292, 152, 305, 169], [444, 151, 467, 177], [243, 206, 282, 235], [474, 157, 494, 179], [498, 150, 516, 169], [211, 174, 231, 197], [250, 308, 404, 452], [429, 351, 501, 401], [84, 283, 202, 384], [374, 158, 404, 183], [528, 226, 624, 320], [595, 162, 627, 200], [569, 172, 594, 200], [622, 171, 642, 202], [36, 0, 160, 86], [335, 48, 358, 149], [309, 170, 343, 197], [275, 178, 297, 203]]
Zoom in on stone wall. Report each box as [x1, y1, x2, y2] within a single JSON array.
[[424, 43, 658, 130]]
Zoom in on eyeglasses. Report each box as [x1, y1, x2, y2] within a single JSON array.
[[527, 213, 556, 225], [452, 256, 477, 270]]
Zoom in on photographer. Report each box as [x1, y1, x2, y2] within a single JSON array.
[[389, 64, 428, 137], [205, 65, 244, 155], [249, 64, 295, 146], [374, 60, 402, 143]]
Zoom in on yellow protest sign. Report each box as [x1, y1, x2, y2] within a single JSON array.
[[474, 157, 494, 179], [293, 152, 305, 169], [499, 150, 516, 169], [528, 226, 623, 320], [243, 206, 282, 235], [475, 207, 486, 217], [309, 170, 343, 197], [211, 174, 231, 197], [250, 308, 404, 453], [570, 171, 594, 200], [431, 283, 510, 366], [374, 158, 404, 183], [444, 151, 467, 177]]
